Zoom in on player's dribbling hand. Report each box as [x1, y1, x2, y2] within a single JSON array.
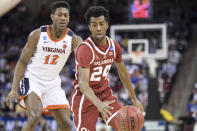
[[133, 99, 144, 112], [96, 100, 115, 122], [6, 89, 19, 110]]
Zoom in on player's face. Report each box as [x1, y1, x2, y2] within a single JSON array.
[[88, 16, 108, 41], [51, 7, 70, 30]]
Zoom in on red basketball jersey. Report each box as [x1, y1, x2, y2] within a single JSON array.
[[73, 36, 121, 94]]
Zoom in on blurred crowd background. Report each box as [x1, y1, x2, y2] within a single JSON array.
[[0, 0, 197, 131]]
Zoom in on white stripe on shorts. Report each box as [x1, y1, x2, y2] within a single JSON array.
[[71, 89, 78, 112], [106, 109, 120, 125], [72, 112, 76, 129], [76, 94, 85, 131]]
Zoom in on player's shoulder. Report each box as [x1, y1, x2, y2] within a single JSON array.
[[71, 29, 83, 43], [108, 37, 120, 46], [76, 42, 93, 57], [76, 38, 93, 52], [77, 42, 91, 50], [113, 40, 120, 46], [67, 28, 74, 37], [24, 28, 41, 47], [40, 25, 47, 32], [28, 28, 41, 40]]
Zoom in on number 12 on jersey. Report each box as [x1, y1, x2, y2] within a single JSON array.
[[90, 65, 112, 81], [44, 55, 59, 65]]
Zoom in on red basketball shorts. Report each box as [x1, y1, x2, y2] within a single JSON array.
[[70, 87, 123, 131]]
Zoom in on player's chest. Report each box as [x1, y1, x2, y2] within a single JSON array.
[[92, 52, 114, 67], [37, 39, 71, 54]]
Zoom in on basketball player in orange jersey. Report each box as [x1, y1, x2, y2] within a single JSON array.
[[70, 6, 144, 131], [6, 1, 82, 131]]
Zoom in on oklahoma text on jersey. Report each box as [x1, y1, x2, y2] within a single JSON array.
[[73, 36, 116, 94]]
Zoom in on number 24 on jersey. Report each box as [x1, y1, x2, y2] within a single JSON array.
[[90, 65, 112, 81]]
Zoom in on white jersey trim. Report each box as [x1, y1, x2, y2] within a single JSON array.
[[106, 109, 120, 125], [76, 94, 85, 131], [109, 38, 116, 59], [82, 42, 95, 64], [71, 88, 78, 112], [88, 36, 111, 55]]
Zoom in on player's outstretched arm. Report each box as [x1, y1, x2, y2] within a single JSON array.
[[0, 0, 21, 17], [78, 67, 115, 122], [6, 28, 40, 109], [115, 61, 144, 112], [71, 34, 83, 52]]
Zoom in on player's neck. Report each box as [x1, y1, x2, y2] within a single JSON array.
[[92, 37, 107, 46], [50, 25, 66, 39]]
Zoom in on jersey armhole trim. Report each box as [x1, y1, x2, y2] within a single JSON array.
[[110, 38, 116, 59]]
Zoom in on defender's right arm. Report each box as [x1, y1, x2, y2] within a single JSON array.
[[6, 28, 40, 109]]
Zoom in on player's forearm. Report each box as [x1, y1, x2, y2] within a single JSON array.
[[0, 0, 21, 17], [118, 69, 138, 101], [79, 82, 102, 106], [12, 60, 27, 91]]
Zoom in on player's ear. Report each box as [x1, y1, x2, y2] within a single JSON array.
[[51, 14, 54, 21], [88, 25, 92, 31], [68, 15, 70, 23], [106, 22, 109, 29]]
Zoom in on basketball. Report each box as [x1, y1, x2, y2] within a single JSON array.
[[116, 106, 144, 131]]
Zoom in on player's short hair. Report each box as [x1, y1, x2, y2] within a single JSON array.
[[85, 6, 110, 25], [50, 1, 70, 14]]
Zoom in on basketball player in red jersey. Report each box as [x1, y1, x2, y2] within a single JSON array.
[[70, 6, 144, 131], [6, 1, 82, 131]]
